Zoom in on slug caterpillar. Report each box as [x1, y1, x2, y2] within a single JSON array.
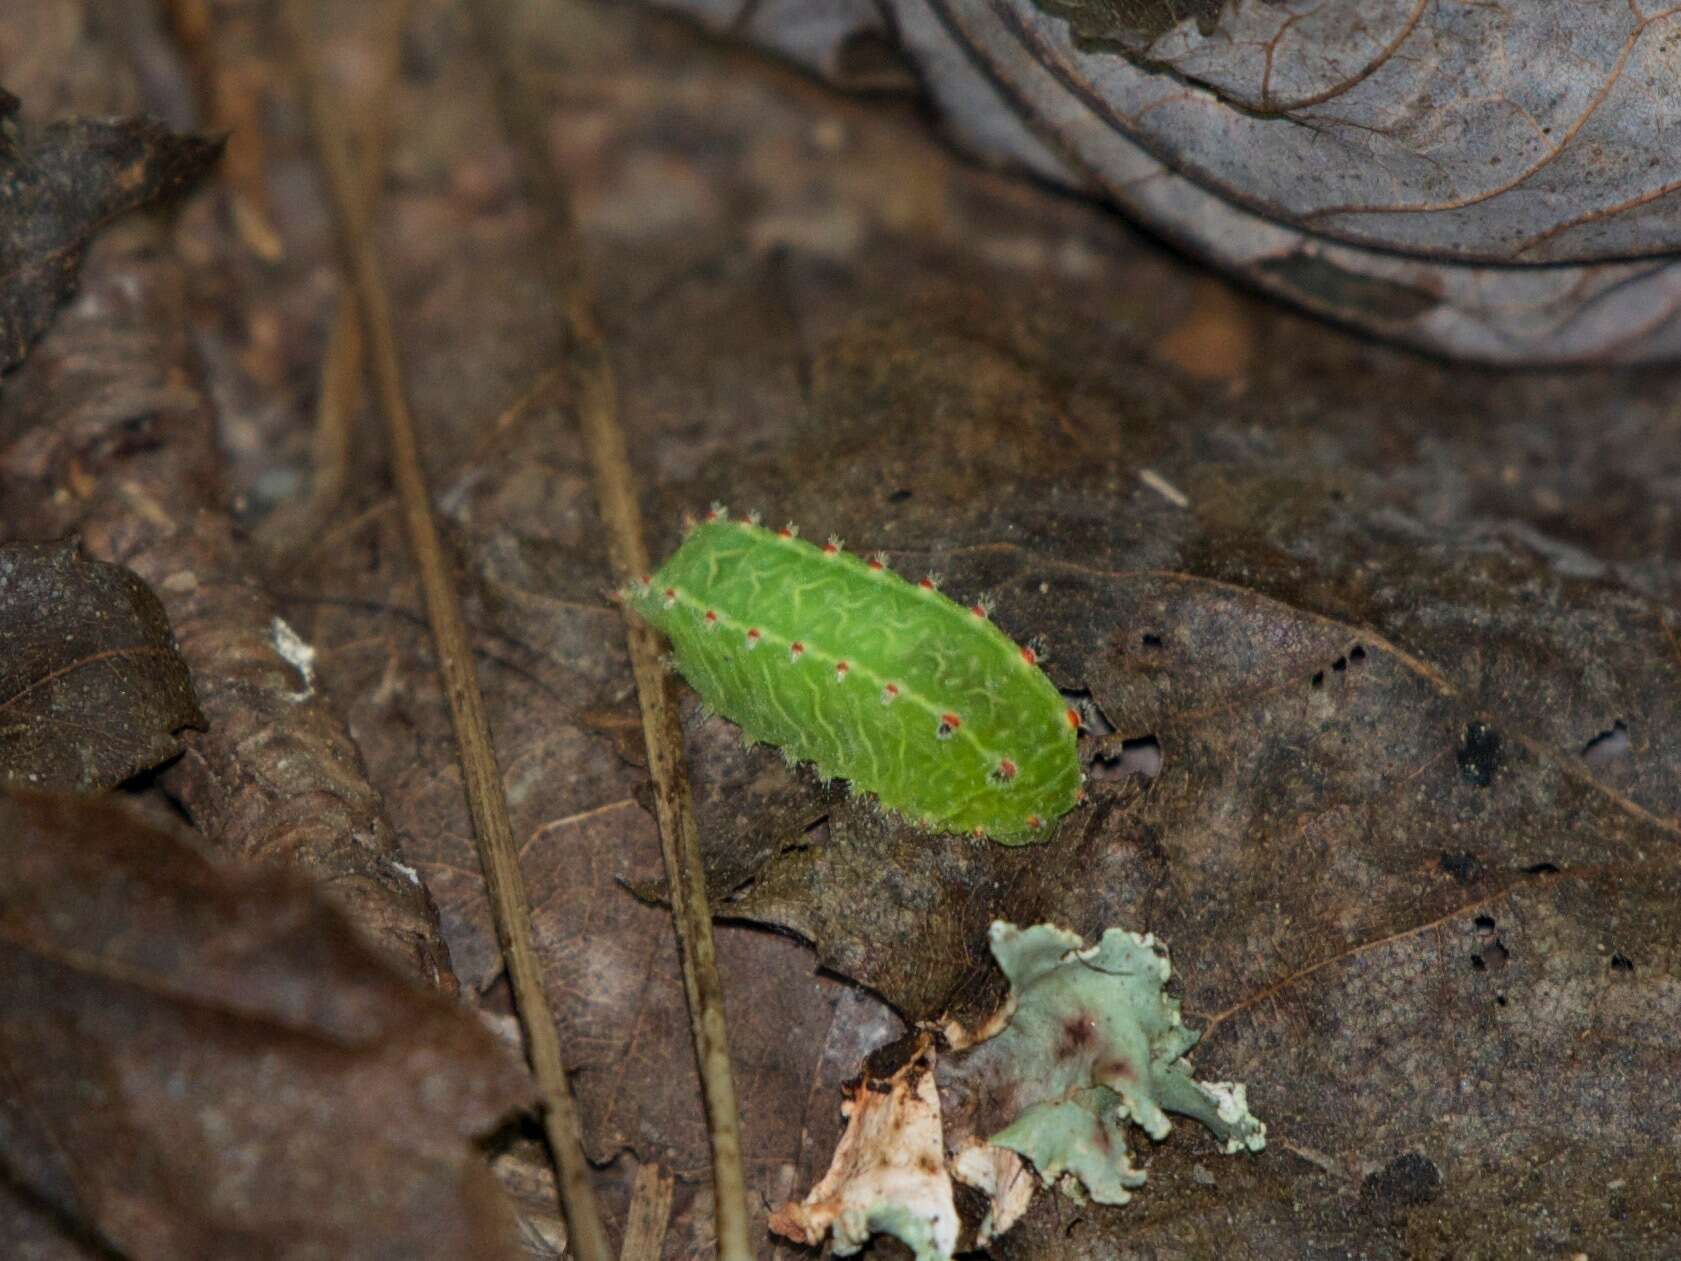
[[624, 509, 1082, 843]]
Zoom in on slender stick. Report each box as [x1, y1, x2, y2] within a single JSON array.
[[259, 0, 399, 561], [287, 6, 613, 1259], [618, 1162, 675, 1261], [460, 4, 752, 1257]]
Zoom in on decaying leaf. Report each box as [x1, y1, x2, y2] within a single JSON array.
[[0, 539, 201, 791], [777, 921, 1265, 1259], [769, 1038, 957, 1261], [0, 88, 219, 371], [649, 0, 1681, 364], [0, 792, 528, 1261], [0, 59, 454, 984]]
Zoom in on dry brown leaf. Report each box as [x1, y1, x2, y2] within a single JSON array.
[[0, 34, 454, 984], [0, 88, 218, 371], [0, 540, 201, 791], [0, 792, 529, 1261]]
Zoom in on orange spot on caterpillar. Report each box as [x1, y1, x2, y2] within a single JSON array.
[[996, 759, 1018, 781], [881, 683, 900, 704], [778, 523, 798, 539], [706, 502, 727, 522], [835, 660, 850, 681], [919, 577, 937, 591], [1020, 646, 1038, 666], [1028, 814, 1043, 830], [868, 553, 886, 571], [1066, 708, 1082, 731], [970, 604, 988, 619], [973, 826, 985, 837], [823, 541, 840, 555], [746, 628, 762, 648], [940, 712, 962, 732], [662, 586, 678, 607], [789, 641, 805, 661], [703, 609, 718, 628]]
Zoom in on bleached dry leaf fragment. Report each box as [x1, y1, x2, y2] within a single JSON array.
[[770, 1035, 958, 1261]]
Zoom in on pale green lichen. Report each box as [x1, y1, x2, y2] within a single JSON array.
[[847, 1203, 948, 1261], [773, 921, 1264, 1260], [957, 921, 1265, 1209], [988, 1085, 1144, 1204]]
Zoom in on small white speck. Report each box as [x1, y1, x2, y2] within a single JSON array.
[[1138, 468, 1190, 508], [391, 861, 420, 885], [271, 617, 317, 702]]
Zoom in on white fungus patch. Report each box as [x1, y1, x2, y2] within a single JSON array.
[[271, 616, 317, 703]]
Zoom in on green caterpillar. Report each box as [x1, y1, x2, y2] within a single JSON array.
[[625, 508, 1083, 843]]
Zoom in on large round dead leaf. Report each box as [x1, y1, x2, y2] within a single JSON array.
[[651, 1, 1681, 363], [621, 289, 1681, 1253], [0, 540, 202, 791], [0, 792, 528, 1261]]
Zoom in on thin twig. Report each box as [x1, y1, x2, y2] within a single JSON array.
[[261, 0, 410, 563], [617, 1162, 675, 1261], [285, 4, 614, 1259], [460, 3, 752, 1257]]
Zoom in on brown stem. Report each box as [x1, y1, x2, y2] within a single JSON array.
[[459, 3, 753, 1257], [285, 4, 614, 1258]]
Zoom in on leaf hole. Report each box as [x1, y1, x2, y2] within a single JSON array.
[[1093, 735, 1161, 780], [1439, 852, 1482, 883], [1524, 861, 1560, 876], [1473, 914, 1497, 931], [1457, 722, 1502, 787], [1310, 670, 1325, 689], [1122, 734, 1162, 778], [1349, 644, 1367, 663], [1580, 720, 1628, 763], [1610, 952, 1635, 973], [888, 487, 913, 503], [1141, 633, 1164, 649]]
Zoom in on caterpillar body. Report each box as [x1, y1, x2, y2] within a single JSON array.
[[625, 511, 1082, 843]]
